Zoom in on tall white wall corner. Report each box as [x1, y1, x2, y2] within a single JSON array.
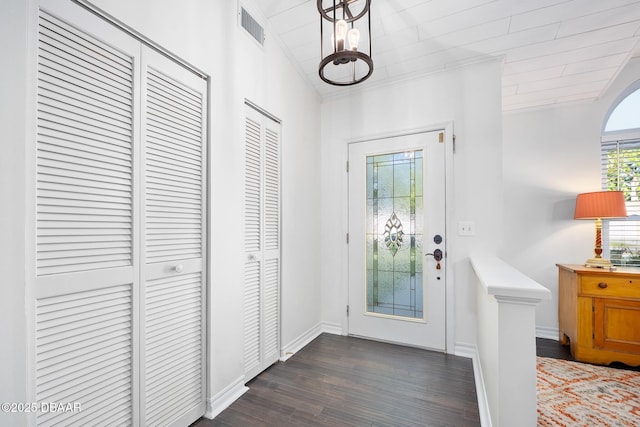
[[471, 255, 552, 427]]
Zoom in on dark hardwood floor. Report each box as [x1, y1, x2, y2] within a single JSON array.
[[536, 337, 573, 360], [536, 336, 640, 371], [193, 334, 480, 427], [193, 335, 639, 427]]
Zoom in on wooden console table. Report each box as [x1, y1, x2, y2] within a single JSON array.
[[558, 263, 640, 366]]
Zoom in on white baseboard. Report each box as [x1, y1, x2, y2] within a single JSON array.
[[320, 320, 344, 336], [536, 325, 559, 341], [204, 376, 248, 420], [280, 322, 323, 361], [455, 342, 492, 427], [453, 341, 476, 359], [279, 321, 345, 362]]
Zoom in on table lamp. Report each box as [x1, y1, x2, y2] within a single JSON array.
[[574, 191, 627, 268]]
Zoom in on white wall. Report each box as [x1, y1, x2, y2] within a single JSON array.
[[319, 60, 504, 350], [0, 1, 28, 425], [1, 0, 321, 423], [502, 56, 640, 336]]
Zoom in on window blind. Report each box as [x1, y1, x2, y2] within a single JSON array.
[[601, 139, 640, 266]]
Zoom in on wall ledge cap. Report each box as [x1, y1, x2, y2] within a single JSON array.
[[471, 255, 552, 303]]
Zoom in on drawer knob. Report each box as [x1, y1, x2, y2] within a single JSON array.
[[598, 282, 608, 289]]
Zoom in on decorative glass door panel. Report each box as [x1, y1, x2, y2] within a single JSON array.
[[367, 151, 423, 319], [348, 130, 446, 350]]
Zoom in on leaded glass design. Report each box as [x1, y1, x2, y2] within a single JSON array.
[[366, 150, 423, 319], [383, 212, 404, 256]]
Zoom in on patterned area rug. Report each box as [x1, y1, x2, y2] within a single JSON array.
[[537, 356, 640, 426]]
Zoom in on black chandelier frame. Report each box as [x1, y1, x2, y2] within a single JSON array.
[[317, 0, 373, 86]]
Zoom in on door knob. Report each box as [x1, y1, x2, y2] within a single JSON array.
[[172, 264, 184, 273]]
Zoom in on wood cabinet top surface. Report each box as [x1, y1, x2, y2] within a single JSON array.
[[557, 263, 640, 277]]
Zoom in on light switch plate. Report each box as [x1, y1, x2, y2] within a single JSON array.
[[458, 221, 475, 236]]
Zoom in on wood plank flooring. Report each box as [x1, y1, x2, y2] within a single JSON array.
[[193, 334, 480, 427], [536, 337, 640, 371], [536, 337, 573, 360], [193, 336, 640, 427]]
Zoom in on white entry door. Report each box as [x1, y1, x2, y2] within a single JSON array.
[[348, 130, 446, 350]]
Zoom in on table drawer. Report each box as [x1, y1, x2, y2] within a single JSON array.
[[581, 275, 640, 299]]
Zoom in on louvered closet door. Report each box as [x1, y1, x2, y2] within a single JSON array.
[[140, 48, 207, 427], [33, 3, 141, 426], [31, 2, 207, 426], [243, 105, 281, 382]]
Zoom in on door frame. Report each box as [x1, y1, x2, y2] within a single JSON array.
[[344, 122, 455, 352]]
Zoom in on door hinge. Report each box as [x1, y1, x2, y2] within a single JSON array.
[[347, 305, 349, 316], [453, 134, 457, 153], [346, 233, 349, 244], [346, 161, 349, 172]]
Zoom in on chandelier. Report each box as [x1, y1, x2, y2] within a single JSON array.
[[317, 0, 373, 86]]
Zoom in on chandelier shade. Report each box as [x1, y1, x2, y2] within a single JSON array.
[[318, 0, 373, 86]]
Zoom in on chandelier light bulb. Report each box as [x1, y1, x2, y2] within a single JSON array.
[[334, 19, 348, 51], [335, 19, 348, 39], [348, 28, 360, 51]]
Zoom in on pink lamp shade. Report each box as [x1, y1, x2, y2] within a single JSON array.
[[574, 191, 627, 219]]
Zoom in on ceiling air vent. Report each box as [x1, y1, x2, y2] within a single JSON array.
[[241, 7, 265, 46]]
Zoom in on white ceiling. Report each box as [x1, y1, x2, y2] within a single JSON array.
[[253, 0, 640, 111]]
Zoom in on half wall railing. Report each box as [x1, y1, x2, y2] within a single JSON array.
[[470, 256, 552, 427]]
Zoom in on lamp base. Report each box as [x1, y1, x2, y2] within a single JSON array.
[[584, 257, 613, 268]]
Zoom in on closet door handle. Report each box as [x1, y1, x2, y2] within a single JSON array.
[[172, 264, 184, 273]]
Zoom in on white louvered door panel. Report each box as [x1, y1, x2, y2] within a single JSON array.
[[36, 285, 134, 427], [243, 105, 281, 382], [32, 2, 140, 426], [262, 119, 280, 367], [243, 262, 261, 377], [243, 111, 263, 380], [245, 115, 262, 255], [141, 48, 207, 427], [262, 259, 279, 364], [36, 9, 135, 277]]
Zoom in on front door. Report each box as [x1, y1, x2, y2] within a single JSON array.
[[348, 130, 446, 350]]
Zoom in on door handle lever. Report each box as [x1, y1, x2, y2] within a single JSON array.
[[425, 249, 443, 261]]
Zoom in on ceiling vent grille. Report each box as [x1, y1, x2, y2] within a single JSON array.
[[241, 7, 265, 46]]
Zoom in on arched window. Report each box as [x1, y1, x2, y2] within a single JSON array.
[[601, 82, 640, 266]]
